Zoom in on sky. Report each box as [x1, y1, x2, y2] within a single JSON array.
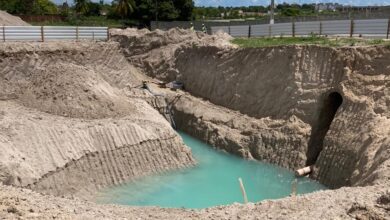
[[53, 0, 390, 7]]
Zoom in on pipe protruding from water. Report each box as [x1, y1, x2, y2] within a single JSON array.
[[238, 178, 248, 204], [295, 166, 312, 177]]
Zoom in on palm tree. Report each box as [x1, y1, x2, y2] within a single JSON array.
[[116, 0, 136, 19], [74, 0, 89, 15]]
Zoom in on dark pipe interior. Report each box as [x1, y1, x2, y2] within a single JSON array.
[[306, 92, 343, 166]]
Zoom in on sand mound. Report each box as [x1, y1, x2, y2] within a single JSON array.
[[111, 27, 233, 55], [0, 41, 195, 198], [110, 27, 234, 81], [0, 42, 145, 119], [0, 10, 30, 26]]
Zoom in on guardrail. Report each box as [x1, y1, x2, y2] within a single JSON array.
[[211, 19, 390, 38], [0, 26, 109, 42]]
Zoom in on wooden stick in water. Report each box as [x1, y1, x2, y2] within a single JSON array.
[[238, 177, 248, 204], [291, 178, 298, 197]]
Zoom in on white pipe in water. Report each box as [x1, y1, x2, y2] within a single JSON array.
[[238, 177, 248, 204], [295, 166, 312, 177]]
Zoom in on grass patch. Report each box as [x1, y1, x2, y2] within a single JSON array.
[[232, 36, 390, 48]]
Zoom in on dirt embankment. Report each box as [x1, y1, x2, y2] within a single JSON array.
[[0, 41, 195, 199], [0, 10, 30, 26], [165, 45, 390, 189], [110, 28, 235, 81], [107, 27, 390, 190], [112, 28, 390, 189], [1, 182, 389, 219]]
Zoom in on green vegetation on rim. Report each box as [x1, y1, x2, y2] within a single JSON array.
[[29, 16, 131, 28], [232, 37, 390, 48]]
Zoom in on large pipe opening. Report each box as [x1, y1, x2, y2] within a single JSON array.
[[306, 92, 343, 166]]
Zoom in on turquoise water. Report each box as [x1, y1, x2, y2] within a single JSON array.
[[96, 132, 327, 209]]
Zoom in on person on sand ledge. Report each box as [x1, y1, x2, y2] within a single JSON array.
[[190, 22, 194, 31], [202, 24, 207, 34]]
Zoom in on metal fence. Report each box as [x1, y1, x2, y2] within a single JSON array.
[[151, 14, 390, 33], [0, 26, 109, 42], [211, 19, 390, 38]]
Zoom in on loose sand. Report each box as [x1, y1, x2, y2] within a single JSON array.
[[0, 11, 30, 26], [0, 41, 195, 199]]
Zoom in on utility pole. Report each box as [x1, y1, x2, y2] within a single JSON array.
[[270, 0, 275, 24]]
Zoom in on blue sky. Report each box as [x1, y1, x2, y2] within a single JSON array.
[[53, 0, 390, 7]]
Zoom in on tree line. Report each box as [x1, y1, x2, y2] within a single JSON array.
[[0, 0, 194, 22], [0, 0, 340, 25], [0, 0, 58, 15], [194, 3, 323, 20]]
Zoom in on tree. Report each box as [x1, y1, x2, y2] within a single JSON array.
[[158, 0, 178, 21], [174, 0, 194, 20], [281, 7, 301, 17], [33, 0, 58, 15], [24, 0, 35, 14], [134, 0, 154, 21], [0, 0, 34, 14], [115, 0, 136, 18], [60, 1, 70, 16], [0, 0, 57, 15], [0, 0, 24, 14], [86, 2, 102, 16], [132, 0, 191, 22], [74, 0, 90, 15], [107, 0, 193, 22]]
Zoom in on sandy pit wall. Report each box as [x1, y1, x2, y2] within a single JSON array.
[[153, 45, 390, 189], [0, 41, 195, 199], [110, 28, 389, 189]]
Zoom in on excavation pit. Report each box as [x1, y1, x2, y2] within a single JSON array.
[[96, 132, 326, 208], [0, 26, 389, 219]]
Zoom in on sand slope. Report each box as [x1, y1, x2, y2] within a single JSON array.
[[1, 183, 389, 219], [0, 10, 30, 26], [0, 41, 195, 199]]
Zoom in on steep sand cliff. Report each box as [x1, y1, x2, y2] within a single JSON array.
[[163, 45, 390, 189], [0, 41, 195, 199], [114, 28, 389, 190]]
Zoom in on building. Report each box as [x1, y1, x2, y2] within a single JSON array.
[[336, 5, 390, 17], [315, 3, 342, 12], [237, 10, 267, 17]]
